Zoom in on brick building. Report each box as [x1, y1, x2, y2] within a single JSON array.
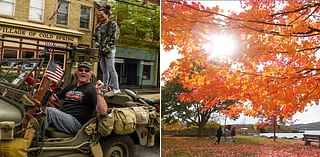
[[0, 0, 160, 88], [0, 0, 97, 78]]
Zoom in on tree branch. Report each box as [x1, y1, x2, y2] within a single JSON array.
[[165, 0, 291, 27], [270, 3, 320, 16]]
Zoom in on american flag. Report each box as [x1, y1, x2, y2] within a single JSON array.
[[49, 2, 62, 20], [45, 62, 64, 84]]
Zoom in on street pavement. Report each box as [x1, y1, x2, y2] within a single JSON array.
[[135, 143, 160, 157]]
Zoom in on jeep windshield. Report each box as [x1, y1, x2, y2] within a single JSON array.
[[0, 58, 43, 89]]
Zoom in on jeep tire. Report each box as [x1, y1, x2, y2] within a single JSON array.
[[101, 135, 135, 157]]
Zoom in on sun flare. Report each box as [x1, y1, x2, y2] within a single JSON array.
[[203, 34, 237, 59]]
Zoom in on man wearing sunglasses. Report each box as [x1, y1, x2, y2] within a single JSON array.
[[45, 62, 108, 135]]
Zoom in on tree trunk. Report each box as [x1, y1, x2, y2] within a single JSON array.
[[198, 123, 205, 137], [273, 116, 276, 141]]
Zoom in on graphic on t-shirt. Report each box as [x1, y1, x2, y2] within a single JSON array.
[[65, 90, 84, 102]]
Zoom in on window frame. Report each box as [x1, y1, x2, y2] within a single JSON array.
[[21, 50, 36, 58], [142, 64, 152, 80], [52, 52, 66, 69], [3, 48, 18, 59], [28, 0, 45, 22], [0, 0, 16, 17], [80, 5, 91, 29], [56, 0, 70, 26]]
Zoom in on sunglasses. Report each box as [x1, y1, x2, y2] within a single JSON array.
[[78, 68, 90, 73]]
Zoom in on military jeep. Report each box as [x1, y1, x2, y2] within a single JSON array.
[[0, 57, 159, 156]]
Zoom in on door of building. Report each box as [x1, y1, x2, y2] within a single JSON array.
[[126, 60, 138, 85]]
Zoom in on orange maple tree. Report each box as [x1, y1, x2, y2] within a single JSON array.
[[162, 0, 320, 120]]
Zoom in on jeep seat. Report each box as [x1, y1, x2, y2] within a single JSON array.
[[0, 98, 23, 123], [46, 127, 73, 138]]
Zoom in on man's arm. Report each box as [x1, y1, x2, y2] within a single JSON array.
[[96, 80, 108, 115]]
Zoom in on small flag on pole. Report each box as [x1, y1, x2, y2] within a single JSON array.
[[45, 62, 64, 84], [37, 42, 55, 57], [49, 2, 62, 20], [46, 42, 56, 52]]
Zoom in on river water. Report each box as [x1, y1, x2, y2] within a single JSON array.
[[259, 130, 320, 139]]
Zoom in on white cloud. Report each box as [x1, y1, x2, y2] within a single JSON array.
[[292, 105, 320, 124]]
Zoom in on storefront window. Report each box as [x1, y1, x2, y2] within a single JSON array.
[[3, 49, 17, 59], [78, 55, 85, 62], [38, 49, 51, 66], [52, 53, 65, 68], [21, 51, 35, 58], [80, 6, 90, 29], [56, 0, 69, 25], [29, 0, 44, 22], [143, 64, 151, 80], [0, 0, 15, 16]]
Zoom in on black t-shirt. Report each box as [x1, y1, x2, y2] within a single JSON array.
[[56, 83, 97, 125]]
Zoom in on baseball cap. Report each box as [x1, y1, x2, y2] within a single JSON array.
[[78, 62, 92, 70]]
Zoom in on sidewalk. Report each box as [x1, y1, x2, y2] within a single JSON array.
[[120, 86, 159, 93], [133, 88, 160, 99], [139, 93, 160, 99], [134, 88, 160, 94]]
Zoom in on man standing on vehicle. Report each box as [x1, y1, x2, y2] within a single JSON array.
[[45, 62, 108, 134]]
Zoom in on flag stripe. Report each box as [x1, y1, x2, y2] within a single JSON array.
[[45, 62, 64, 84]]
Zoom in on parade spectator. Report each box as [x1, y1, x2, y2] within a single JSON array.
[[214, 126, 223, 144], [93, 4, 121, 96], [231, 127, 236, 143]]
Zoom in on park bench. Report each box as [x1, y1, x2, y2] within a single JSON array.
[[303, 134, 320, 147]]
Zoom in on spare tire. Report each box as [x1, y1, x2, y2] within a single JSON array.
[[0, 98, 23, 123], [101, 135, 135, 157]]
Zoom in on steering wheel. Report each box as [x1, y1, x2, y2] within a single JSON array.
[[47, 94, 62, 108]]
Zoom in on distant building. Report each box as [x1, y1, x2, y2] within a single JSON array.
[[0, 0, 159, 88], [0, 0, 95, 70]]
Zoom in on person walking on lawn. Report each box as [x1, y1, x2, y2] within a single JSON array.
[[231, 127, 236, 143], [214, 126, 223, 144]]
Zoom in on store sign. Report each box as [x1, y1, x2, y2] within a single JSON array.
[[0, 26, 76, 42]]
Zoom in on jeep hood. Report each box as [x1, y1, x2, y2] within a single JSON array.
[[0, 98, 23, 123]]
